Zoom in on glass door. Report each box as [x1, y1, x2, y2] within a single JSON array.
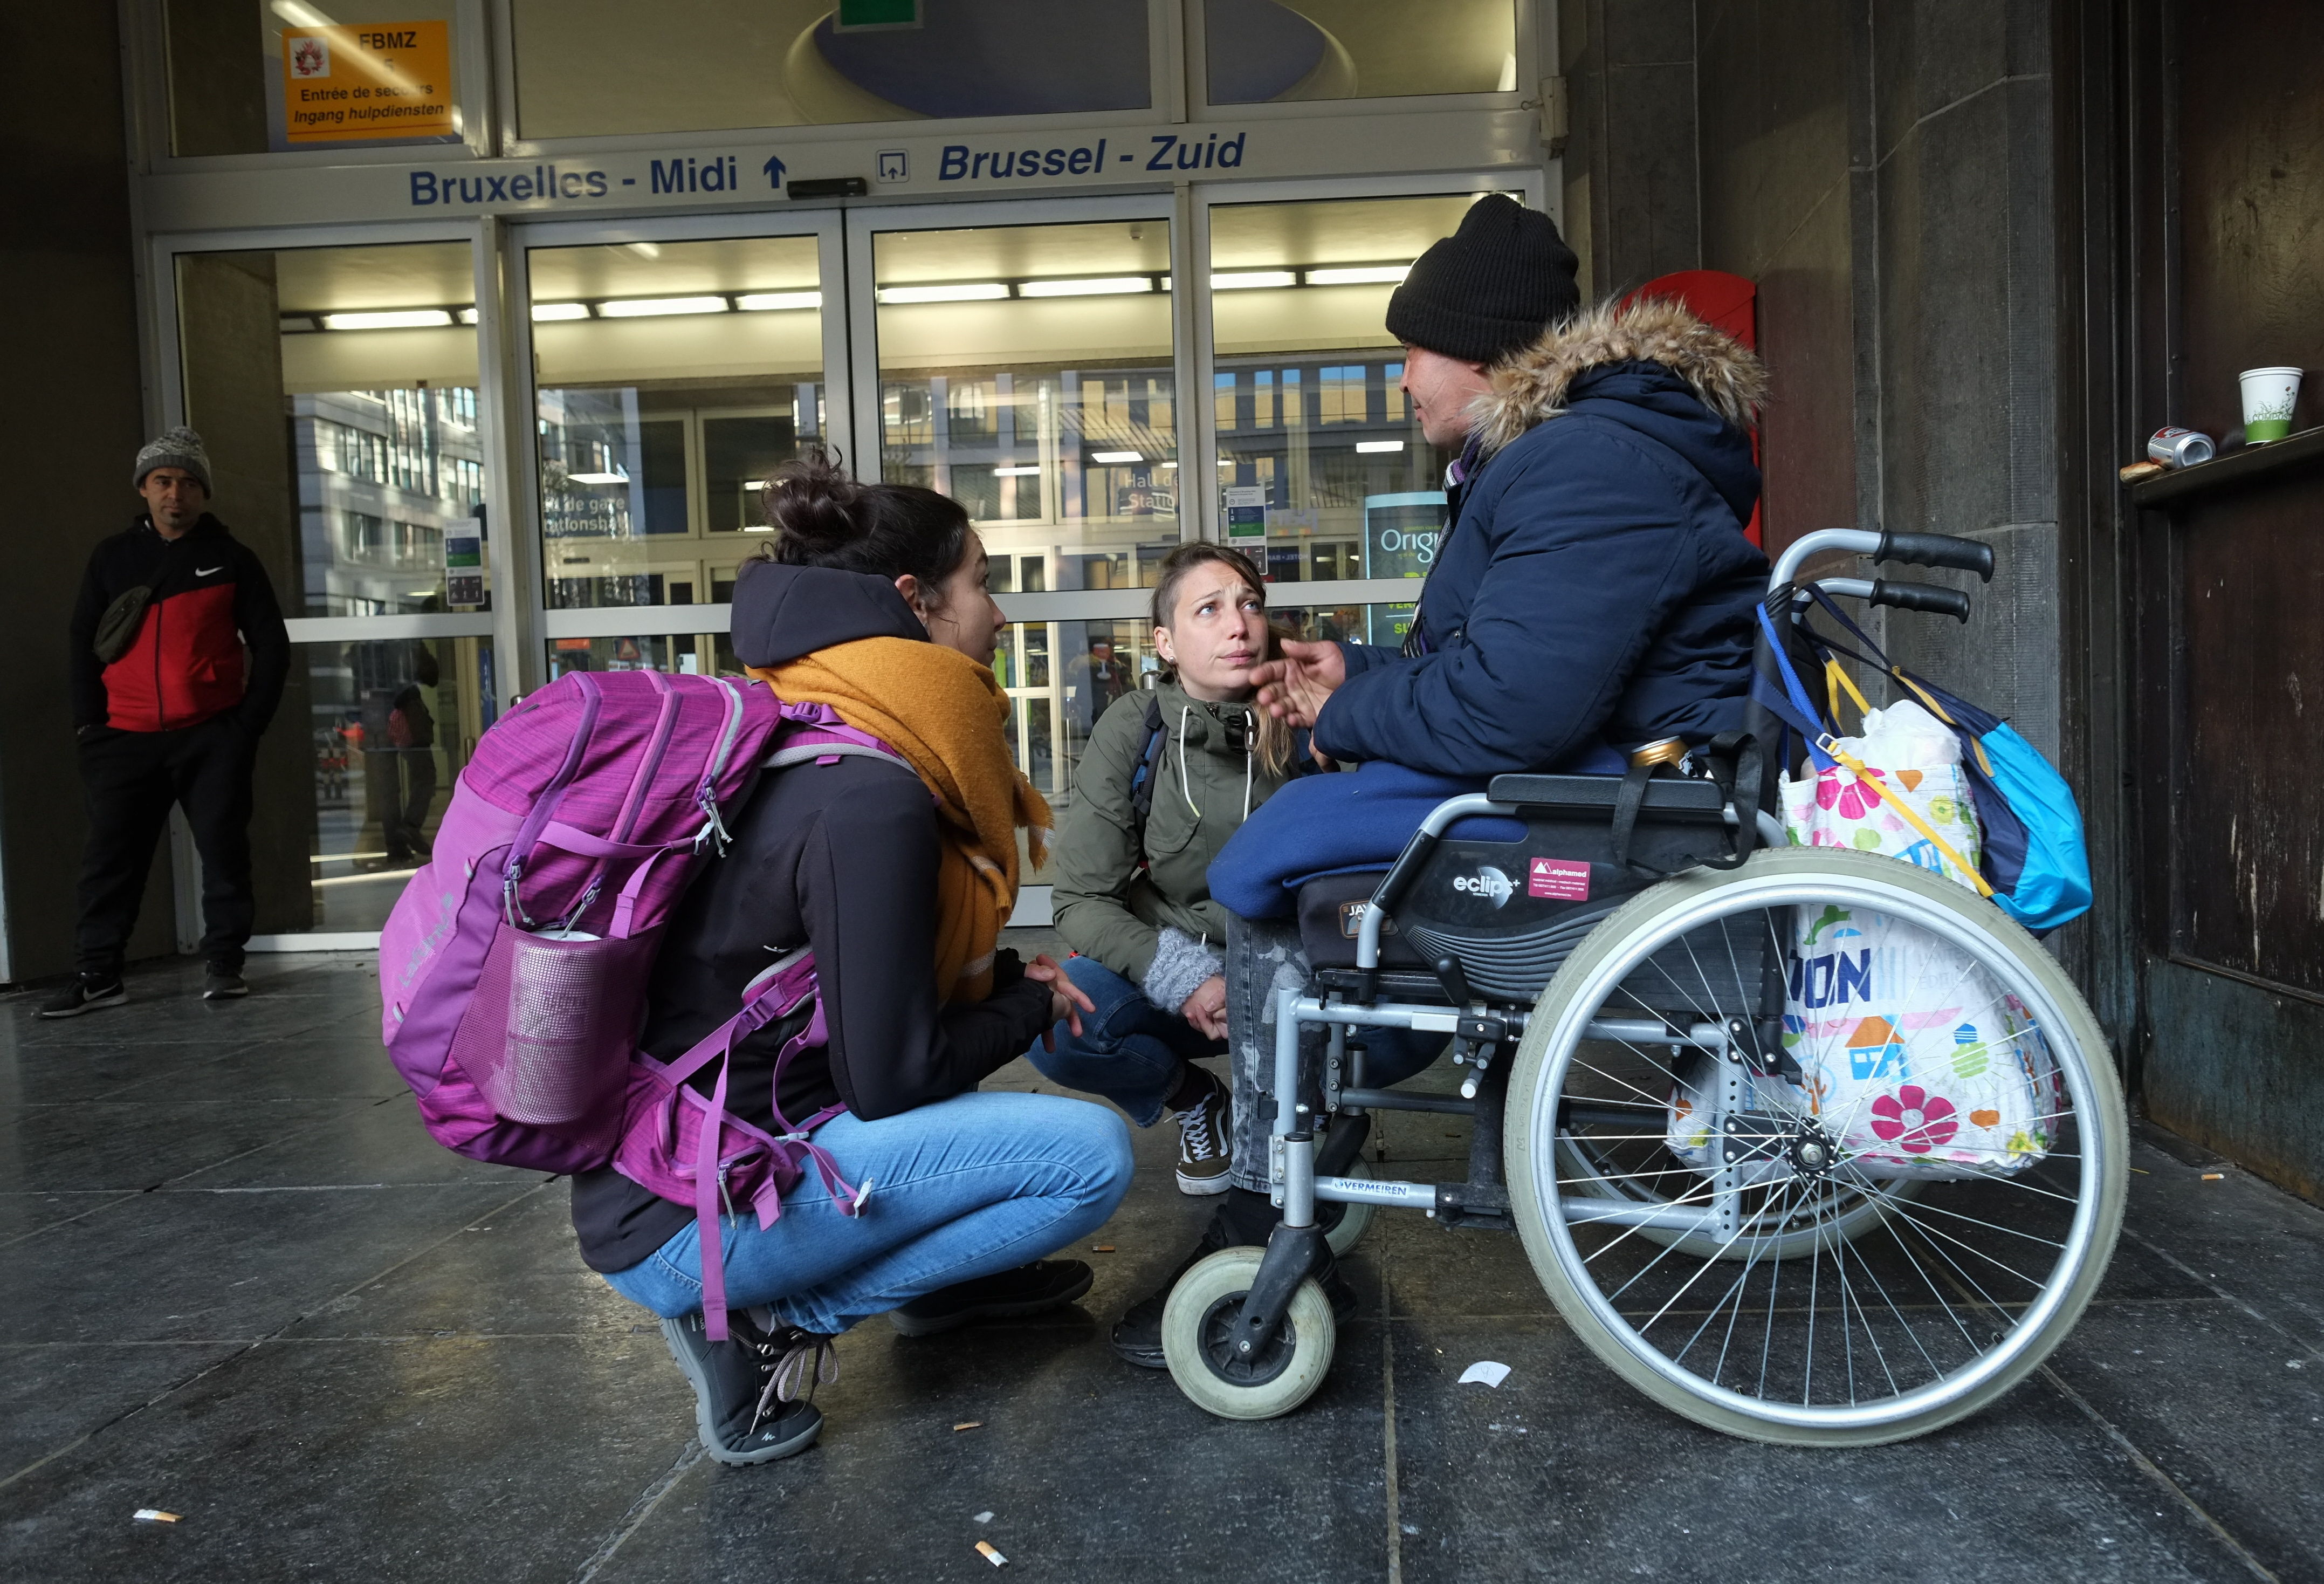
[[518, 214, 851, 681], [846, 197, 1186, 818]]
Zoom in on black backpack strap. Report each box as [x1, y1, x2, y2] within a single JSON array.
[[1126, 695, 1166, 851]]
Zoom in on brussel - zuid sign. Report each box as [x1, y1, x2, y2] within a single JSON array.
[[136, 109, 1545, 230]]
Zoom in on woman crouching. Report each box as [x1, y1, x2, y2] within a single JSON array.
[[571, 450, 1131, 1464]]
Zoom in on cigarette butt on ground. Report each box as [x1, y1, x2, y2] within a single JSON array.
[[1091, 1244, 1116, 1252], [953, 1420, 984, 1431], [2202, 1172, 2224, 1181], [132, 1510, 180, 1523], [977, 1540, 1008, 1567]]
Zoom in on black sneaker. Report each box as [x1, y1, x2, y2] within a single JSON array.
[[888, 1259, 1095, 1338], [658, 1309, 834, 1465], [1172, 1073, 1233, 1196], [38, 975, 126, 1019], [1109, 1190, 1358, 1369], [202, 971, 250, 1001]]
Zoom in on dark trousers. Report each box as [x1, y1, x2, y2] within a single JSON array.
[[384, 749, 437, 861], [75, 716, 257, 976]]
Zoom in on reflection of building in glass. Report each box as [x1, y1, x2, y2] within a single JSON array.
[[294, 384, 486, 616], [535, 382, 815, 610], [879, 362, 1180, 591]]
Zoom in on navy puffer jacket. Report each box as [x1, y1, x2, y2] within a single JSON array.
[[1315, 297, 1770, 776]]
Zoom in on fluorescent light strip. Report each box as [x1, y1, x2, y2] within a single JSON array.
[[532, 301, 589, 321], [567, 471, 628, 484], [1353, 440, 1405, 454], [1090, 451, 1143, 464], [455, 307, 479, 324], [992, 465, 1042, 476], [597, 295, 730, 318], [878, 282, 1010, 304], [734, 291, 822, 311], [1307, 265, 1411, 286], [1017, 276, 1154, 298], [1212, 271, 1297, 290], [319, 308, 454, 330]]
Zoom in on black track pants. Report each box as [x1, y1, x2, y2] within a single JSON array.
[[74, 716, 257, 976]]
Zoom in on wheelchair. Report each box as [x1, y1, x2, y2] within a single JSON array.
[[1158, 529, 2127, 1446]]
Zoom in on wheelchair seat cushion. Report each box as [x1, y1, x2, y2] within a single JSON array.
[[1297, 872, 1427, 969]]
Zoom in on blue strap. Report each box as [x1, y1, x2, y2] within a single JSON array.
[[1754, 603, 1837, 772]]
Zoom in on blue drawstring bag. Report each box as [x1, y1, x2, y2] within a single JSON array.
[[1769, 589, 2093, 934]]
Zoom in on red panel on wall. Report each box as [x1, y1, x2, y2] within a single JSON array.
[[1621, 270, 1762, 547]]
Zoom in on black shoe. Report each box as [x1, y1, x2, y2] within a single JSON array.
[[888, 1259, 1095, 1338], [38, 975, 126, 1019], [1109, 1192, 1358, 1369], [202, 970, 250, 1001], [659, 1309, 833, 1466]]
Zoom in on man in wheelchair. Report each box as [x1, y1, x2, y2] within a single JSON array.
[[1107, 195, 1771, 1367]]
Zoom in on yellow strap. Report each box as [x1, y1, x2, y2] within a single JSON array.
[[1824, 742, 1996, 897], [1824, 657, 1873, 731]]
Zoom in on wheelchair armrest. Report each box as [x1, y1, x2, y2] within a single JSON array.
[[1484, 772, 1728, 822]]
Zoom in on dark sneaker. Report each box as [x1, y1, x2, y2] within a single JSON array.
[[202, 971, 250, 1001], [658, 1309, 835, 1465], [1172, 1074, 1233, 1196], [39, 976, 126, 1019], [888, 1259, 1095, 1338], [1110, 1191, 1357, 1369]]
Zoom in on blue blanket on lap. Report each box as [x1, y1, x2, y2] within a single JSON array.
[[1205, 761, 1521, 919]]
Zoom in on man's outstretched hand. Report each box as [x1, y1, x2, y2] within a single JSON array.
[[1251, 637, 1345, 730]]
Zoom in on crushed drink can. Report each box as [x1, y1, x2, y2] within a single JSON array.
[[2147, 427, 2215, 468]]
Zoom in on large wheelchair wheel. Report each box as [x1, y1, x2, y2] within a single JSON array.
[[1506, 848, 2126, 1445]]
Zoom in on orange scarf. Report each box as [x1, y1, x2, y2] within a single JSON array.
[[751, 637, 1051, 1003]]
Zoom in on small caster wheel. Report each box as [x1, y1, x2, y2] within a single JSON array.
[[1325, 1169, 1375, 1259], [1162, 1247, 1337, 1421]]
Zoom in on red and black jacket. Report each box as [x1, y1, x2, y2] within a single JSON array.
[[69, 515, 290, 734]]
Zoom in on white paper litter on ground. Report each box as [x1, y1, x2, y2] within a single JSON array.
[[973, 1512, 995, 1524], [1458, 1361, 1511, 1387]]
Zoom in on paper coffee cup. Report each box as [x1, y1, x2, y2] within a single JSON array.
[[2239, 366, 2303, 443]]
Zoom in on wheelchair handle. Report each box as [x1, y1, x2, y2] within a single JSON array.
[[1876, 531, 1993, 582], [1870, 579, 1971, 622]]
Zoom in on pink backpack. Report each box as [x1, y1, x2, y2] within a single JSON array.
[[379, 668, 897, 1337]]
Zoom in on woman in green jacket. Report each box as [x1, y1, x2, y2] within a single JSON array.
[[1028, 544, 1303, 1194]]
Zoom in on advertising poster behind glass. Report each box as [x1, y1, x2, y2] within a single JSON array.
[[1363, 491, 1443, 646]]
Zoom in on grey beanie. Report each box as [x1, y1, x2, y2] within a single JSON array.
[[133, 427, 212, 492]]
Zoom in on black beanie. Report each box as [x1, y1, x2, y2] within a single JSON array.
[[1385, 195, 1580, 364]]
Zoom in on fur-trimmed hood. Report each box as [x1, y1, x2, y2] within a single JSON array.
[[1472, 296, 1768, 457]]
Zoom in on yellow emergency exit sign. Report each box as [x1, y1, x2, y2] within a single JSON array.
[[281, 21, 453, 143]]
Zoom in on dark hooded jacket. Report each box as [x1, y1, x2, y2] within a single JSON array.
[[568, 559, 1055, 1273], [1316, 298, 1770, 774]]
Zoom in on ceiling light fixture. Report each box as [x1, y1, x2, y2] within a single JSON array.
[[1307, 265, 1411, 286], [1353, 440, 1406, 453], [1017, 277, 1154, 298], [531, 301, 590, 321], [1211, 271, 1297, 290], [567, 470, 628, 485], [320, 308, 454, 330], [878, 282, 1010, 304], [1090, 450, 1143, 464], [624, 241, 663, 260], [597, 295, 731, 318], [734, 291, 823, 311], [455, 307, 479, 324], [993, 465, 1042, 476]]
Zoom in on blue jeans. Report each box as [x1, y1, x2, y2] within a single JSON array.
[[603, 1092, 1133, 1334], [1023, 955, 1222, 1126]]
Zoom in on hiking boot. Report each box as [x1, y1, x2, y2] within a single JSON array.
[[38, 975, 126, 1019], [1109, 1189, 1358, 1369], [659, 1309, 835, 1466], [1172, 1072, 1233, 1196], [202, 970, 250, 1001], [888, 1259, 1094, 1338]]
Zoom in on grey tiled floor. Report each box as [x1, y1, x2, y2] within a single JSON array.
[[1, 945, 2318, 1582]]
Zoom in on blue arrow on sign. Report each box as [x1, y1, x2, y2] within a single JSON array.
[[762, 155, 787, 190]]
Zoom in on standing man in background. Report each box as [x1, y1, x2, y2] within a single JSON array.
[[45, 427, 290, 1016]]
